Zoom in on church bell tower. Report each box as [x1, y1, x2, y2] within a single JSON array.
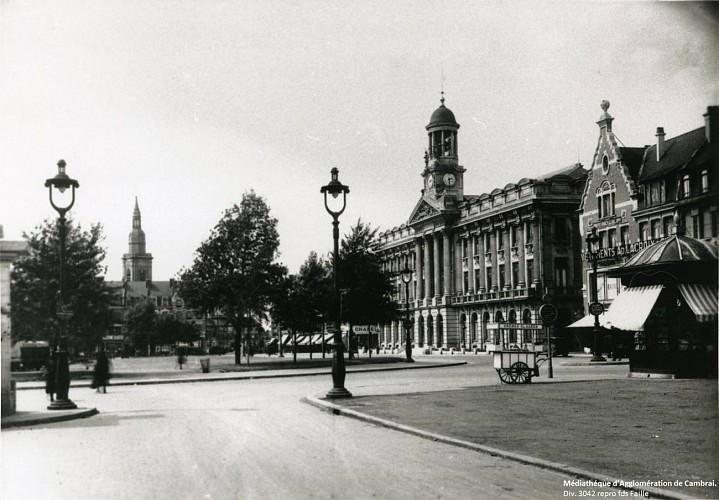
[[122, 197, 153, 282], [422, 93, 465, 208]]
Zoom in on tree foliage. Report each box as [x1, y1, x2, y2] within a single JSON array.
[[10, 217, 112, 352], [125, 302, 200, 354], [336, 220, 398, 327], [178, 191, 286, 364], [271, 252, 332, 357]]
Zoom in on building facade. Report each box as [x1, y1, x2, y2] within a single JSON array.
[[378, 98, 587, 353], [575, 102, 718, 322]]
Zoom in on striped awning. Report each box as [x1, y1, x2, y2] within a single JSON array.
[[568, 285, 664, 331], [602, 285, 664, 331], [678, 284, 718, 322]]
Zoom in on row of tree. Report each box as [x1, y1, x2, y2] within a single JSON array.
[[11, 191, 399, 364]]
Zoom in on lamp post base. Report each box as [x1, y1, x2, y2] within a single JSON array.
[[48, 399, 78, 410], [326, 387, 353, 399]]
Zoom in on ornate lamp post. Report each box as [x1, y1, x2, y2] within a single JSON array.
[[45, 159, 79, 409], [400, 264, 414, 363], [585, 227, 606, 362], [321, 168, 352, 398]]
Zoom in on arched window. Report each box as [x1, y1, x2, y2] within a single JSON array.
[[508, 310, 517, 343]]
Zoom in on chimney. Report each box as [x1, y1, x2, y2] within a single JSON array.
[[705, 106, 719, 144], [655, 127, 665, 161]]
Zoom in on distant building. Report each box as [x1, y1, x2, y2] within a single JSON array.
[[377, 97, 587, 353], [105, 200, 266, 355]]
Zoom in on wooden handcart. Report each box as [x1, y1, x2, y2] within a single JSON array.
[[493, 350, 547, 384]]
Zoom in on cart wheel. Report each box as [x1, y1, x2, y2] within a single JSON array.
[[510, 362, 531, 384], [497, 368, 513, 384]]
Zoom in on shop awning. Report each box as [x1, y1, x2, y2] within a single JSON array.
[[603, 285, 664, 331], [678, 284, 718, 322], [568, 285, 664, 331]]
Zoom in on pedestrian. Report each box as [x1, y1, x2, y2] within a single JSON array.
[[177, 349, 186, 370], [92, 348, 111, 394], [44, 351, 57, 402]]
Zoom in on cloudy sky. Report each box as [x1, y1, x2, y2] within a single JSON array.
[[1, 1, 717, 280]]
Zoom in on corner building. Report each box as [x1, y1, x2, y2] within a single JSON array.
[[377, 98, 587, 353]]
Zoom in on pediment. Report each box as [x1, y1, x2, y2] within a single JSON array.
[[408, 197, 443, 225]]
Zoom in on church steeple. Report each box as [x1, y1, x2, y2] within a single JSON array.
[[122, 197, 153, 282]]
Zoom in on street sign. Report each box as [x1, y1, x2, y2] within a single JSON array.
[[539, 304, 558, 323], [486, 322, 543, 330], [589, 302, 605, 316]]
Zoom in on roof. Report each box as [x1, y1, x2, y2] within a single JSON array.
[[535, 163, 587, 182], [105, 280, 176, 298], [639, 127, 706, 183], [622, 233, 717, 268], [618, 147, 646, 180], [426, 103, 459, 129]]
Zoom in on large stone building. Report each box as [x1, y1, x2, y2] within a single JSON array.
[[377, 97, 587, 353]]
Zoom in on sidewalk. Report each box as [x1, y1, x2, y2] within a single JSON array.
[[307, 378, 718, 500], [2, 356, 463, 429]]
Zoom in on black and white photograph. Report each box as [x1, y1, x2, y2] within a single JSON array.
[[1, 1, 717, 499]]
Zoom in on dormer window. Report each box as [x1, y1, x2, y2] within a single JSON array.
[[682, 174, 691, 198], [701, 170, 709, 193]]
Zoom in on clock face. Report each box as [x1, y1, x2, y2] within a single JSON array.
[[443, 173, 456, 186], [427, 175, 434, 188]]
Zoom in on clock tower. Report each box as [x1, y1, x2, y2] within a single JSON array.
[[122, 197, 153, 282], [422, 93, 465, 208]]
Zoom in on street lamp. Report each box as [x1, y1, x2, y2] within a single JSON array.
[[45, 159, 79, 410], [585, 227, 606, 362], [400, 264, 415, 363], [321, 168, 352, 398]]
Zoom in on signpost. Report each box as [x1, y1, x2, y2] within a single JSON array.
[[589, 302, 605, 316], [539, 304, 558, 379]]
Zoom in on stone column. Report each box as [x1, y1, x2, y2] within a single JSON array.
[[517, 224, 526, 288], [477, 231, 486, 292], [532, 218, 542, 288], [433, 232, 441, 298], [454, 237, 463, 295], [414, 239, 422, 301], [443, 230, 452, 296], [490, 231, 498, 291], [424, 235, 432, 300], [466, 235, 475, 294]]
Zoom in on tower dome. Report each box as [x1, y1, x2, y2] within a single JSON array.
[[426, 95, 459, 130]]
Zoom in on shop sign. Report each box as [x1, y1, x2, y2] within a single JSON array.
[[486, 322, 543, 330], [584, 237, 664, 262], [352, 325, 379, 334]]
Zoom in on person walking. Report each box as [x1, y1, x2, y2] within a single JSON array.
[[92, 348, 111, 393], [44, 351, 57, 402], [177, 348, 186, 370]]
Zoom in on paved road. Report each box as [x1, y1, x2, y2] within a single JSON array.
[[2, 356, 628, 500]]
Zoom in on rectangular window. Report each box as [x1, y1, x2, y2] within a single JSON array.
[[485, 234, 491, 253], [526, 259, 534, 285], [474, 269, 481, 292], [525, 222, 533, 243], [473, 236, 480, 255], [463, 271, 469, 294], [497, 230, 504, 250], [651, 219, 660, 239], [608, 228, 617, 247], [620, 225, 630, 245], [512, 262, 519, 287], [510, 225, 518, 247], [498, 264, 506, 289], [702, 210, 712, 239], [597, 197, 604, 219], [639, 222, 648, 241], [683, 174, 691, 198], [662, 217, 673, 237], [486, 267, 493, 290], [701, 170, 709, 193], [462, 239, 468, 258], [554, 257, 568, 289], [659, 179, 666, 203]]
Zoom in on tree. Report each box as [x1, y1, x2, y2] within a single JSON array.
[[155, 314, 200, 346], [271, 252, 332, 362], [179, 191, 285, 364], [126, 301, 157, 355], [10, 217, 112, 353], [336, 220, 398, 356]]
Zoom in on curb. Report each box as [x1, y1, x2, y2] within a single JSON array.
[[302, 393, 688, 500], [1, 408, 99, 429], [16, 361, 468, 391]]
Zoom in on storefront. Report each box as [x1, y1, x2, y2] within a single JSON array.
[[606, 225, 717, 378]]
